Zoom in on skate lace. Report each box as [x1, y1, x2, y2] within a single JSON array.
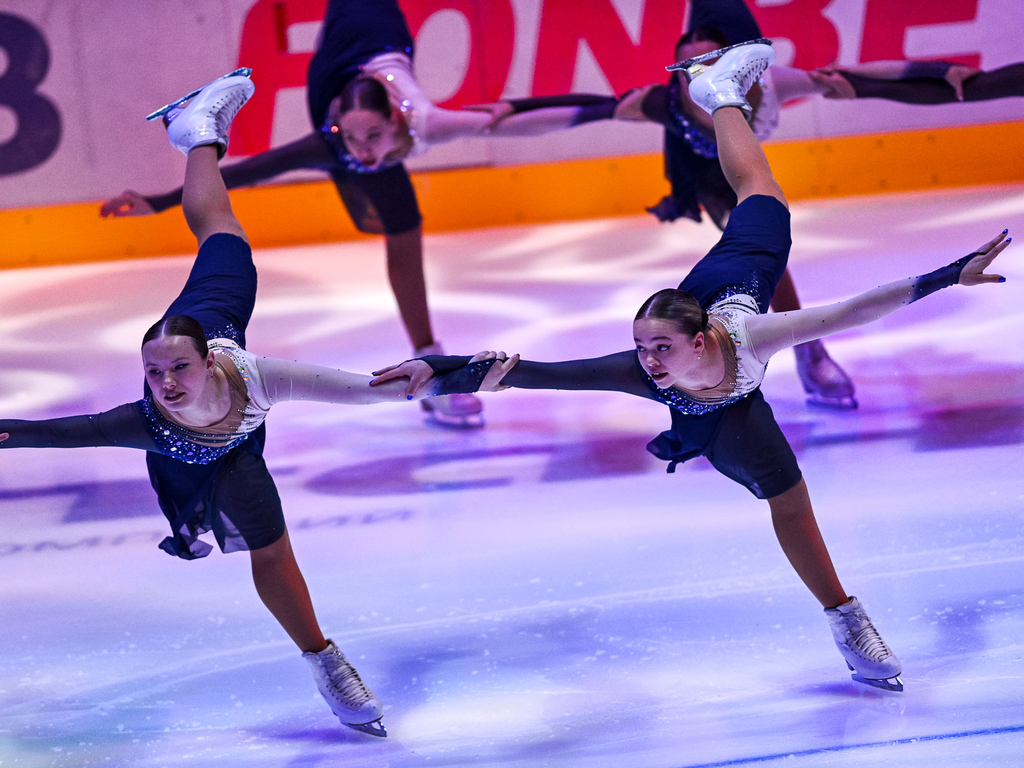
[[322, 651, 373, 704], [213, 89, 250, 136], [848, 609, 892, 660]]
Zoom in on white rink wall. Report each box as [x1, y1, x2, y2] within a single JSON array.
[[2, 0, 1024, 208]]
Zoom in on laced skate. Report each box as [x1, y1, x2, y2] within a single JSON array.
[[303, 640, 387, 736], [160, 73, 255, 158], [416, 342, 485, 428], [667, 37, 773, 78], [794, 340, 858, 409], [825, 597, 903, 691], [678, 40, 775, 117], [145, 67, 253, 121]]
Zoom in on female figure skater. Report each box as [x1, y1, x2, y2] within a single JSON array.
[[100, 0, 581, 428], [487, 0, 1023, 409], [1, 73, 496, 736], [374, 41, 1012, 691]]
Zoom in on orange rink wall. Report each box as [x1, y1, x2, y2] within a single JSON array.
[[4, 120, 1024, 270]]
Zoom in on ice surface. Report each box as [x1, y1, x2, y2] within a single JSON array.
[[1, 187, 1022, 766]]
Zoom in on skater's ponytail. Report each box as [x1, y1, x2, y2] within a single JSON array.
[[142, 315, 209, 357], [635, 289, 708, 337], [339, 76, 392, 119]]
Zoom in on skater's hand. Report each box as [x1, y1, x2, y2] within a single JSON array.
[[613, 85, 655, 121], [370, 359, 433, 398], [959, 230, 1011, 286], [0, 432, 8, 443], [100, 190, 156, 218], [471, 351, 520, 391], [463, 101, 514, 132], [945, 63, 981, 102], [808, 67, 856, 99]]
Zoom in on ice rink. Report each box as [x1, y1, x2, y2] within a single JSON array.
[[1, 186, 1022, 767]]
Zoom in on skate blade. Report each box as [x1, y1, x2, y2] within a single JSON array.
[[421, 400, 485, 429], [423, 410, 485, 429], [146, 67, 253, 121], [852, 673, 904, 692], [666, 37, 773, 77], [805, 393, 859, 410], [344, 718, 387, 737]]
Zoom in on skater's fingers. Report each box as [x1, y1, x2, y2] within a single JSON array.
[[369, 363, 414, 385], [469, 351, 499, 363], [371, 362, 402, 377], [480, 353, 519, 392], [405, 367, 434, 399], [976, 229, 1010, 254], [0, 432, 8, 442]]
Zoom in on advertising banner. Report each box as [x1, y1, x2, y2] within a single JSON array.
[[2, 0, 1022, 208]]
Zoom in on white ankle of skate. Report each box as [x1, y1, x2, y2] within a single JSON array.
[[686, 42, 775, 117], [303, 640, 382, 725]]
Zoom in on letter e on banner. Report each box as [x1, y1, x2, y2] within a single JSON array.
[[861, 0, 980, 67]]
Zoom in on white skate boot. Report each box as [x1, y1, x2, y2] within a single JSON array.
[[303, 640, 387, 736], [794, 339, 858, 409], [825, 596, 903, 691], [162, 73, 255, 158], [416, 342, 485, 428], [679, 40, 775, 117]]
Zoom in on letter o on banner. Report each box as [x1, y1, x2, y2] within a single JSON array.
[[401, 0, 515, 109]]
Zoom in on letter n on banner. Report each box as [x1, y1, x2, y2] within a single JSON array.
[[532, 0, 686, 96], [402, 0, 515, 108], [232, 0, 327, 156]]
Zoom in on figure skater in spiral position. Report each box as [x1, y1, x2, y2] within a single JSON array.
[[102, 0, 591, 428], [0, 74, 496, 736], [374, 42, 1012, 691], [484, 0, 1024, 410]]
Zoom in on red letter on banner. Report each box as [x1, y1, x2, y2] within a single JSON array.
[[747, 0, 838, 71], [401, 0, 515, 108], [232, 0, 326, 156], [860, 0, 980, 67], [532, 0, 686, 96]]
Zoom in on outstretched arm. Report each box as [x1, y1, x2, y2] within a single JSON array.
[[371, 350, 654, 399], [101, 133, 333, 216], [0, 403, 157, 451], [745, 231, 1011, 360]]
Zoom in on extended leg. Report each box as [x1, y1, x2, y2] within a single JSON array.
[[766, 478, 846, 608], [712, 106, 787, 206], [182, 146, 247, 248], [385, 226, 433, 350], [249, 529, 327, 652]]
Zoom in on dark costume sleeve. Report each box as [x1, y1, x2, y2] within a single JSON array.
[[421, 351, 655, 399], [838, 62, 1024, 104], [145, 135, 335, 213], [0, 402, 158, 451]]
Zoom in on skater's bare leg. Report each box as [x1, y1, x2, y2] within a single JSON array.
[[385, 226, 434, 350], [712, 107, 787, 207], [250, 529, 328, 653], [770, 269, 801, 312], [767, 478, 847, 608], [182, 145, 247, 248]]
